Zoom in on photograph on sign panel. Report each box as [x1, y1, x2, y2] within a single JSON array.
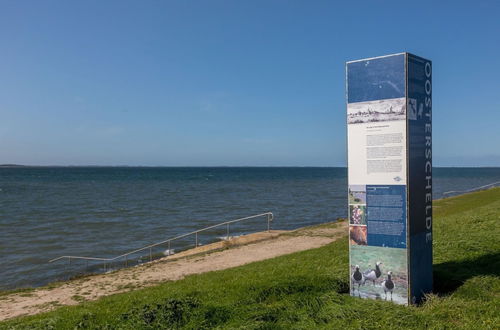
[[347, 97, 406, 124], [349, 184, 366, 204], [349, 205, 367, 225], [350, 245, 408, 305], [350, 225, 367, 245]]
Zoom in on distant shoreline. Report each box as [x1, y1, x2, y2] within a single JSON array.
[[1, 165, 499, 169]]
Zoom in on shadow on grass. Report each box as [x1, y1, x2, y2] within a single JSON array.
[[433, 252, 500, 295], [251, 275, 350, 304]]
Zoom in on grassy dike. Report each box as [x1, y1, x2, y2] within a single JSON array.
[[2, 188, 500, 329]]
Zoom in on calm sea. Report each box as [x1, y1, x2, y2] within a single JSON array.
[[1, 167, 499, 290]]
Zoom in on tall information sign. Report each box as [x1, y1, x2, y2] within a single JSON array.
[[347, 53, 432, 305]]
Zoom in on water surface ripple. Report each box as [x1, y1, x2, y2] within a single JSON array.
[[1, 167, 499, 290]]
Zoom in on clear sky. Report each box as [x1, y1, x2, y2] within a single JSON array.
[[1, 1, 499, 166]]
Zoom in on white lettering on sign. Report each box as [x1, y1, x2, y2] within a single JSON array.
[[424, 61, 432, 243]]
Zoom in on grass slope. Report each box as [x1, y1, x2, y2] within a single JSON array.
[[2, 189, 500, 329]]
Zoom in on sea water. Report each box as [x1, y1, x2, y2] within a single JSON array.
[[1, 166, 499, 290]]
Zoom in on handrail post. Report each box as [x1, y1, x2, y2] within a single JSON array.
[[195, 232, 198, 247], [226, 223, 230, 240], [168, 241, 171, 255], [149, 247, 152, 262]]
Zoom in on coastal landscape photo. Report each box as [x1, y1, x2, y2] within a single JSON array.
[[347, 97, 406, 124], [1, 1, 500, 329], [349, 184, 366, 204]]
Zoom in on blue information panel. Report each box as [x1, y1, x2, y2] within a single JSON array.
[[366, 185, 406, 249], [347, 53, 432, 305]]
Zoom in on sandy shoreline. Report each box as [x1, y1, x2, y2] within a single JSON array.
[[0, 220, 347, 321]]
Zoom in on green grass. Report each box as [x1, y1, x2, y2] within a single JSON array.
[[2, 188, 500, 329]]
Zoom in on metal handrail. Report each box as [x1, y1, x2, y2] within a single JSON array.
[[443, 181, 500, 196], [49, 212, 273, 266]]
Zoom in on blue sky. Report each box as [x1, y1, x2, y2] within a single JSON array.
[[1, 1, 499, 166]]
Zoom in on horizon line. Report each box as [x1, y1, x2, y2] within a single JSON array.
[[1, 164, 499, 169]]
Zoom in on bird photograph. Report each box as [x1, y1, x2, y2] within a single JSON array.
[[381, 271, 395, 300], [351, 265, 364, 294], [350, 245, 408, 304], [363, 261, 382, 285]]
